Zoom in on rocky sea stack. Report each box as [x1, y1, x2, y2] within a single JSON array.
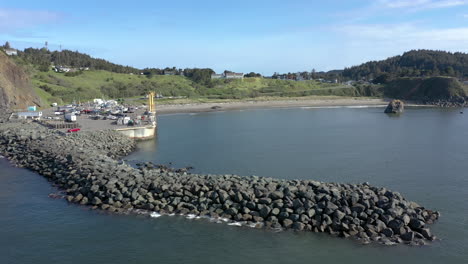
[[385, 100, 405, 114], [0, 122, 440, 246]]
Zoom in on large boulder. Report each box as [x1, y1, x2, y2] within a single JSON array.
[[384, 100, 404, 114]]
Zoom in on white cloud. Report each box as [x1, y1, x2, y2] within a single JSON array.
[[0, 8, 62, 33], [338, 23, 468, 43], [333, 23, 468, 65], [380, 0, 431, 9], [378, 0, 468, 10]]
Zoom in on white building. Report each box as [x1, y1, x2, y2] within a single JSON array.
[[225, 72, 244, 79], [211, 73, 224, 79], [4, 48, 17, 56], [17, 112, 42, 120], [93, 99, 104, 105], [211, 72, 244, 79], [164, 70, 176, 75], [296, 72, 304, 81], [54, 66, 72, 73]]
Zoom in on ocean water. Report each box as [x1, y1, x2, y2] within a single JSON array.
[[1, 106, 468, 263]]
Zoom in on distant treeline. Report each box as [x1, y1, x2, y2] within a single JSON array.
[[342, 50, 468, 82], [19, 48, 140, 73], [16, 47, 468, 86], [16, 48, 228, 84], [271, 70, 342, 82]]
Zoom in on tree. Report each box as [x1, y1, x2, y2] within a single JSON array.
[[245, 72, 262, 77], [311, 69, 317, 79], [4, 41, 10, 49], [445, 66, 455, 76], [373, 73, 394, 84], [184, 68, 214, 85], [342, 50, 468, 80]]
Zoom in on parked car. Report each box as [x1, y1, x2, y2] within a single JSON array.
[[67, 128, 81, 133]]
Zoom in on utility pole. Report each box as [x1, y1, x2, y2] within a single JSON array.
[[58, 44, 62, 67]]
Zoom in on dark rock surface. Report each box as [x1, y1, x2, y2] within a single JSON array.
[[384, 100, 405, 114], [0, 122, 440, 246]]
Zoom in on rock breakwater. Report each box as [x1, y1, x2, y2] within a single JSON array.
[[0, 122, 440, 246]]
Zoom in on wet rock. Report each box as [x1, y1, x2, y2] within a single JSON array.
[[401, 231, 415, 242], [382, 228, 394, 238], [293, 222, 305, 231], [384, 100, 404, 114], [409, 219, 425, 229], [282, 219, 293, 228], [0, 122, 440, 247]]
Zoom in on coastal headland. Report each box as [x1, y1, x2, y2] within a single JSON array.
[[0, 121, 440, 246]]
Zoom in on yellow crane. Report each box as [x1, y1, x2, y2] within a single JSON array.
[[148, 92, 156, 114]]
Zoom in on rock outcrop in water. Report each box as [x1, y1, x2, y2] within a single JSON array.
[[384, 100, 404, 114], [0, 122, 440, 246]]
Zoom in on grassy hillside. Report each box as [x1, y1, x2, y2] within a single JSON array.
[[32, 70, 197, 105], [384, 77, 468, 100], [31, 69, 359, 105]]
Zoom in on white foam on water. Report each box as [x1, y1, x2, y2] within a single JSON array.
[[220, 218, 230, 222], [228, 222, 242, 226], [272, 227, 283, 233], [186, 214, 197, 219], [247, 223, 258, 228], [150, 212, 162, 218], [168, 213, 175, 216]]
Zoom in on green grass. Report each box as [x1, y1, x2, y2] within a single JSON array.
[[32, 70, 198, 105], [30, 68, 357, 105]]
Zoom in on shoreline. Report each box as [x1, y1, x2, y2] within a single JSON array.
[[156, 97, 390, 115], [154, 97, 444, 115]]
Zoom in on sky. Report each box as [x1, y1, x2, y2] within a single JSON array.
[[1, 0, 468, 75]]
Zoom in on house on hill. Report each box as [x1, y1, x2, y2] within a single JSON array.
[[211, 73, 224, 79], [224, 72, 244, 79], [164, 70, 176, 75], [211, 72, 244, 79], [54, 66, 72, 73], [4, 48, 17, 56]]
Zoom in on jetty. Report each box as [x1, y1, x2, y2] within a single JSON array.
[[0, 122, 440, 246]]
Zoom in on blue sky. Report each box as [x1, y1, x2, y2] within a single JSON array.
[[1, 0, 468, 75]]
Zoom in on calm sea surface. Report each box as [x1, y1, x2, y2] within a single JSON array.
[[1, 106, 468, 263]]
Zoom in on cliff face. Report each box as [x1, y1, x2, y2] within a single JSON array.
[[0, 51, 41, 111]]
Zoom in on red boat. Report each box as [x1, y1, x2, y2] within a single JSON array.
[[67, 128, 81, 133]]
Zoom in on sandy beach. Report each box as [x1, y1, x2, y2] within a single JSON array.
[[156, 97, 390, 115]]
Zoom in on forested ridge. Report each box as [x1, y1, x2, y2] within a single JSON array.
[[17, 48, 140, 73], [342, 50, 468, 81]]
